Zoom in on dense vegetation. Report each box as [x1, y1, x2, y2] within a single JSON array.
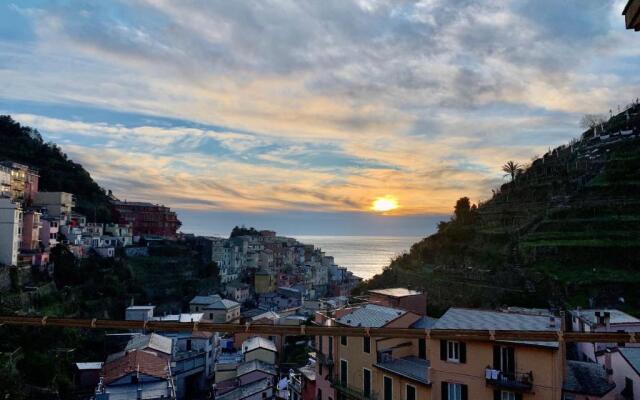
[[0, 115, 114, 222], [0, 115, 223, 398], [359, 104, 640, 315], [230, 225, 261, 237]]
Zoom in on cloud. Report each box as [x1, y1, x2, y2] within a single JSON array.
[[1, 0, 639, 227]]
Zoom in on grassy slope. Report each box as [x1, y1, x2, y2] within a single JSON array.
[[360, 105, 640, 314]]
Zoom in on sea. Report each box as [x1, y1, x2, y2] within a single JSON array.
[[295, 235, 423, 280]]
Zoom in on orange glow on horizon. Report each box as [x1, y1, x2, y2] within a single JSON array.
[[371, 196, 399, 213]]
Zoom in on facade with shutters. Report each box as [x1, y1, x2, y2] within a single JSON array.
[[429, 308, 565, 400]]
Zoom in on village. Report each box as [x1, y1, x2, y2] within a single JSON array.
[[2, 154, 640, 400]]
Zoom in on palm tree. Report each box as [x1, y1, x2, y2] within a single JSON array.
[[502, 161, 523, 182]]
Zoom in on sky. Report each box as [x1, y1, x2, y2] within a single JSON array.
[[1, 0, 639, 236]]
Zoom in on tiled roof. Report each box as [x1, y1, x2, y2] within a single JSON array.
[[410, 316, 438, 329], [126, 305, 155, 311], [251, 311, 280, 322], [216, 378, 272, 400], [620, 347, 640, 373], [205, 298, 240, 310], [152, 312, 204, 323], [75, 362, 103, 370], [572, 309, 640, 326], [563, 360, 616, 396], [190, 294, 221, 305], [242, 337, 277, 353], [102, 350, 170, 384], [125, 333, 173, 355], [337, 304, 407, 328], [434, 308, 561, 331], [374, 356, 430, 385], [237, 359, 276, 377], [369, 288, 422, 298]]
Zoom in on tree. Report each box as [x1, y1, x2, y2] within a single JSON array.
[[453, 197, 477, 225], [579, 114, 607, 130], [50, 244, 79, 288], [502, 161, 523, 182]]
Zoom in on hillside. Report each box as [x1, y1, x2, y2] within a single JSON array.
[[359, 103, 640, 315], [0, 115, 114, 222]]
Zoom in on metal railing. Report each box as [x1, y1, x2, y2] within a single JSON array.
[[329, 375, 377, 400], [485, 369, 533, 392], [0, 315, 639, 343]]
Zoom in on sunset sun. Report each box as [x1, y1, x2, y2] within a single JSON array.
[[371, 196, 399, 213]]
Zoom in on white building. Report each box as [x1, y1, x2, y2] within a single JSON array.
[[0, 198, 22, 266], [32, 191, 75, 217]]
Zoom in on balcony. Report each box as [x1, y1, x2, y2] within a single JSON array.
[[485, 369, 533, 392], [329, 375, 377, 400]]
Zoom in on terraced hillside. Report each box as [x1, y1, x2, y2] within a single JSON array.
[[360, 103, 640, 314]]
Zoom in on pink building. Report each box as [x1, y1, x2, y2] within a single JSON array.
[[39, 218, 59, 249], [598, 347, 640, 400], [571, 309, 640, 362], [21, 210, 41, 250]]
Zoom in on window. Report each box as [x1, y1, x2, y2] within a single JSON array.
[[447, 341, 460, 362], [328, 337, 333, 357], [363, 337, 371, 353], [341, 336, 347, 346], [340, 359, 348, 385], [622, 377, 634, 399], [186, 339, 192, 351], [363, 369, 371, 398], [501, 391, 516, 400], [442, 382, 467, 400], [318, 388, 322, 400], [418, 338, 426, 360], [493, 345, 515, 374], [449, 383, 462, 400], [406, 384, 416, 400], [383, 376, 392, 400]]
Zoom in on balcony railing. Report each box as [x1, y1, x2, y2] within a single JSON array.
[[329, 375, 377, 400], [485, 369, 533, 392]]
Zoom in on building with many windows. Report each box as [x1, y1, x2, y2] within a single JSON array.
[[111, 200, 181, 239], [0, 197, 22, 266]]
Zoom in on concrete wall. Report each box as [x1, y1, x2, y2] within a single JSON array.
[[244, 349, 276, 365]]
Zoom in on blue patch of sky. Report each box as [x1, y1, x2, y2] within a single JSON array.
[[0, 3, 36, 42]]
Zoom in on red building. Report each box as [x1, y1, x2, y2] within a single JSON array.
[[112, 200, 181, 239]]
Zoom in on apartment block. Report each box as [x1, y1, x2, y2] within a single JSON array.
[[0, 198, 22, 266], [430, 308, 565, 400], [33, 191, 75, 217]]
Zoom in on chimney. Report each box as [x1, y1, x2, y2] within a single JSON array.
[[604, 349, 614, 384], [549, 316, 556, 329], [603, 311, 611, 329]]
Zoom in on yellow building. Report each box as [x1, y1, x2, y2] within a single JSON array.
[[429, 308, 564, 400], [254, 269, 275, 294], [330, 304, 423, 400]]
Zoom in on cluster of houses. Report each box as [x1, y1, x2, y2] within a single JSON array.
[[71, 286, 640, 400], [194, 231, 361, 310], [0, 159, 181, 277]]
